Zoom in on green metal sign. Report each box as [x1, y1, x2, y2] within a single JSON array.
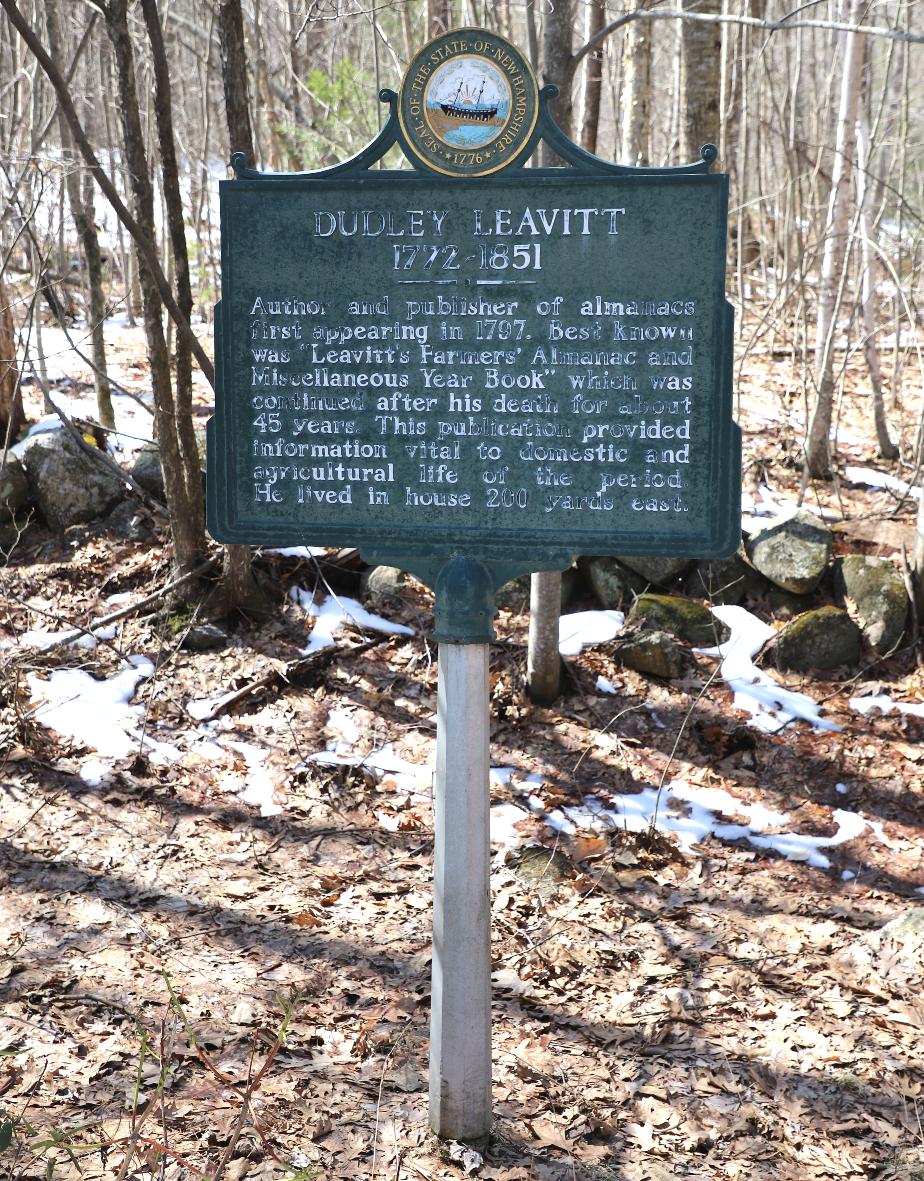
[[208, 50, 740, 622]]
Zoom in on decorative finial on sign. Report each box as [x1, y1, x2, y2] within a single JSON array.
[[229, 152, 248, 177], [701, 143, 719, 168]]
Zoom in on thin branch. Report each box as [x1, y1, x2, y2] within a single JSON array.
[[0, 0, 216, 389], [572, 6, 922, 71]]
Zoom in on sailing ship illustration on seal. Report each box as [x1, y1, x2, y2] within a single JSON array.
[[422, 55, 510, 148], [438, 78, 498, 122]]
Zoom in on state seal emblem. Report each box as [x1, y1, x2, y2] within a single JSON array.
[[398, 30, 539, 177]]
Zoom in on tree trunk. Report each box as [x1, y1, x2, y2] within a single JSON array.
[[218, 0, 255, 164], [541, 0, 576, 164], [0, 278, 25, 446], [914, 483, 924, 616], [527, 571, 562, 704], [212, 0, 272, 614], [427, 0, 453, 38], [580, 0, 607, 155], [855, 94, 898, 460], [45, 0, 114, 429], [680, 0, 722, 162], [140, 0, 207, 544], [620, 8, 652, 165], [105, 0, 206, 577], [804, 0, 864, 480]]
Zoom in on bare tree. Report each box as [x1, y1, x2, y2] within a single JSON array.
[[212, 0, 271, 613], [620, 4, 653, 164], [45, 0, 114, 429], [804, 0, 865, 480], [103, 0, 208, 577], [680, 0, 722, 161]]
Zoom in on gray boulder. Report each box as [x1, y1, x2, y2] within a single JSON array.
[[0, 454, 29, 519], [835, 555, 908, 654], [615, 630, 696, 679], [616, 555, 691, 587], [181, 622, 229, 652], [20, 428, 124, 530], [628, 593, 728, 646], [361, 564, 413, 607], [745, 507, 832, 594], [580, 556, 647, 609], [130, 442, 165, 500], [773, 606, 861, 672]]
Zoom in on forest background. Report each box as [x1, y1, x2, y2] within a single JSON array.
[[1, 2, 924, 1180]]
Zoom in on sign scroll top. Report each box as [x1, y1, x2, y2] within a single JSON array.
[[398, 31, 539, 176]]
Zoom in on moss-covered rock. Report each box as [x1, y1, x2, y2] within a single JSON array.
[[688, 551, 768, 605], [511, 845, 573, 897], [835, 555, 908, 654], [745, 507, 832, 594], [615, 630, 696, 679], [579, 556, 647, 609], [617, 555, 691, 587], [774, 606, 861, 672], [628, 593, 727, 646]]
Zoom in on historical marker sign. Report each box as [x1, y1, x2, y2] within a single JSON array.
[[208, 174, 738, 565], [208, 29, 741, 1145]]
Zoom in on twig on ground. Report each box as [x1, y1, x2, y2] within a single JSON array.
[[192, 633, 409, 721], [2, 553, 221, 659]]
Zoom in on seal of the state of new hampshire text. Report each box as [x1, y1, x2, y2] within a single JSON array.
[[398, 30, 539, 177]]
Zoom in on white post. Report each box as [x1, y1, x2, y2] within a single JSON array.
[[429, 641, 492, 1142]]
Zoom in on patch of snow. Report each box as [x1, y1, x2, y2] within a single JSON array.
[[490, 767, 515, 786], [849, 694, 924, 720], [325, 706, 361, 751], [312, 742, 431, 797], [289, 589, 415, 654], [499, 772, 883, 872], [10, 416, 62, 458], [19, 624, 117, 651], [28, 655, 154, 759], [700, 604, 841, 732], [79, 758, 110, 786], [192, 735, 228, 761], [842, 869, 856, 881], [844, 466, 921, 501], [745, 808, 869, 869], [187, 697, 218, 721], [490, 802, 532, 847], [265, 546, 328, 558], [835, 782, 848, 794], [223, 739, 283, 817], [595, 675, 618, 694], [558, 610, 624, 656]]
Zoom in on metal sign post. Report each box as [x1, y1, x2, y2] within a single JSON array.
[[431, 639, 491, 1139], [207, 27, 739, 1143]]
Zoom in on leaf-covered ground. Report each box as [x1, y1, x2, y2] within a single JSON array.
[[1, 324, 923, 1180]]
